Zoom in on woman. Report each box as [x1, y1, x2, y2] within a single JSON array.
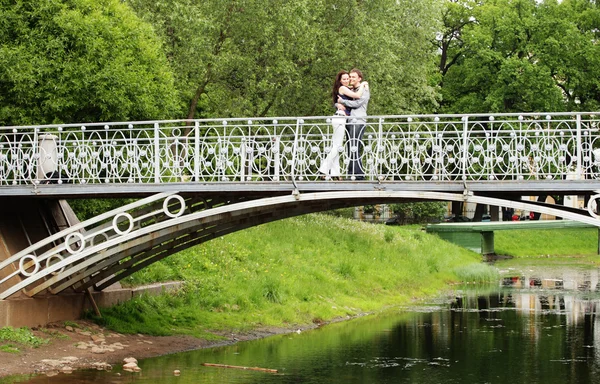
[[319, 70, 369, 179]]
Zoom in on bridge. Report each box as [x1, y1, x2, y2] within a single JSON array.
[[2, 112, 600, 310]]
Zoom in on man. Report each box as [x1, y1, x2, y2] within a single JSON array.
[[337, 68, 370, 180]]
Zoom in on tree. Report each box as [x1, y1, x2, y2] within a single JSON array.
[[0, 0, 179, 125], [534, 0, 600, 111], [126, 0, 443, 119], [436, 0, 478, 79], [437, 0, 600, 113]]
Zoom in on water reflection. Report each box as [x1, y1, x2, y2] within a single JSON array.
[[500, 267, 600, 291], [10, 266, 600, 384]]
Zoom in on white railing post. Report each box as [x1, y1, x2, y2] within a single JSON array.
[[576, 113, 583, 180], [291, 118, 302, 182], [376, 118, 384, 180], [246, 120, 253, 181], [240, 137, 246, 182], [273, 120, 280, 181], [31, 127, 38, 183], [194, 121, 200, 182], [462, 116, 469, 181], [487, 116, 494, 179], [154, 123, 160, 183], [432, 117, 440, 180]]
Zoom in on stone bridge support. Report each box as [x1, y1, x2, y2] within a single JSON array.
[[0, 198, 78, 298], [0, 198, 125, 327]]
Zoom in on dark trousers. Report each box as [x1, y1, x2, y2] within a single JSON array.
[[345, 123, 365, 177]]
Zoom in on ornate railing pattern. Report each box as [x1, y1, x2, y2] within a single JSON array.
[[1, 112, 600, 184]]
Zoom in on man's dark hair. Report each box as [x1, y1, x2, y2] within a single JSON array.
[[350, 68, 364, 80]]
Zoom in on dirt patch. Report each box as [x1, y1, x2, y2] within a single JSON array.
[[0, 320, 310, 379]]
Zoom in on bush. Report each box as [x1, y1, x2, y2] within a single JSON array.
[[389, 202, 447, 224]]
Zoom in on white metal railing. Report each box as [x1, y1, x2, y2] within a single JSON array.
[[1, 112, 600, 185]]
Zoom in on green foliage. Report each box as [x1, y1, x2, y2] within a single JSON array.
[[389, 202, 447, 224], [39, 328, 69, 340], [0, 345, 19, 354], [68, 198, 138, 222], [125, 0, 442, 118], [0, 327, 49, 351], [92, 214, 488, 335], [324, 208, 355, 219], [261, 277, 284, 304], [62, 320, 80, 329], [336, 260, 356, 279], [437, 0, 600, 113], [0, 0, 179, 125], [384, 231, 395, 243]]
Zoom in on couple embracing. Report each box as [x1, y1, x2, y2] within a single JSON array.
[[319, 68, 370, 181]]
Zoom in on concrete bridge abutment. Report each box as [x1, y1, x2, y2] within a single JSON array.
[[0, 282, 182, 328], [0, 198, 80, 299], [0, 198, 181, 327]]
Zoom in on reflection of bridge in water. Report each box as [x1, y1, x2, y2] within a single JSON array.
[[455, 267, 600, 328], [2, 112, 600, 307]]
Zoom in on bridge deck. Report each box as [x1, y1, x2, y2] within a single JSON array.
[[4, 180, 600, 199]]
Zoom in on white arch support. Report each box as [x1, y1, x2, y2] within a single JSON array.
[[1, 191, 598, 300]]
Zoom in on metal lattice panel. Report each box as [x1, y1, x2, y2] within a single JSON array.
[[1, 113, 599, 185]]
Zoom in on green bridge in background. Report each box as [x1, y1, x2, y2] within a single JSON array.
[[425, 220, 600, 255]]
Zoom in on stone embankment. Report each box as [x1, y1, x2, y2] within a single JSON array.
[[33, 325, 148, 376]]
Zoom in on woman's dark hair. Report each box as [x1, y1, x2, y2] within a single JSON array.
[[331, 70, 349, 105]]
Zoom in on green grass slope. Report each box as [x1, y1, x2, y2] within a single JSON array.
[[495, 227, 598, 257], [91, 214, 495, 337]]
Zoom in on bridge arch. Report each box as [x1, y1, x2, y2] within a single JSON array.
[[1, 191, 598, 300]]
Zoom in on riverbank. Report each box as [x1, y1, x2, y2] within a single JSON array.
[[3, 257, 599, 380], [0, 321, 272, 379], [0, 312, 377, 379], [1, 213, 493, 379]]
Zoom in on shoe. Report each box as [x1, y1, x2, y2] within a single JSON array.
[[355, 176, 365, 180]]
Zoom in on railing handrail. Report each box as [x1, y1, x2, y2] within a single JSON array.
[[1, 111, 600, 131]]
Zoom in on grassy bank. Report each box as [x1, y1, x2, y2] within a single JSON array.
[[90, 214, 494, 337], [494, 227, 598, 258]]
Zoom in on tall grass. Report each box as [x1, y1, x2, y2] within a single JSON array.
[[92, 215, 493, 336]]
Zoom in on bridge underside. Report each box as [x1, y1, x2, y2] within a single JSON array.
[[1, 184, 599, 302]]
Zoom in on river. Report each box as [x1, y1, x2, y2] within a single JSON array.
[[12, 261, 600, 383]]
